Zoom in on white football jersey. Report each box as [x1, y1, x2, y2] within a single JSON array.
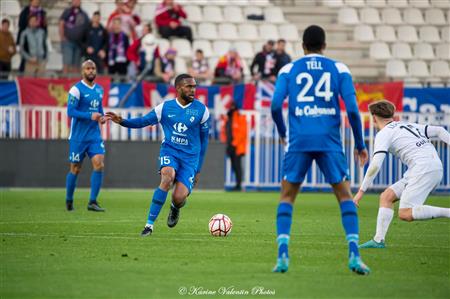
[[373, 121, 442, 171]]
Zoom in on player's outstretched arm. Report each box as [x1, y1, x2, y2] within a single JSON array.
[[105, 110, 159, 128], [354, 152, 386, 206], [426, 125, 450, 145]]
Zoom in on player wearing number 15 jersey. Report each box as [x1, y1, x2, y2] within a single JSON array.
[[354, 100, 450, 249], [271, 25, 370, 275]]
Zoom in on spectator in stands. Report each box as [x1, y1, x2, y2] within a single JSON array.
[[250, 40, 276, 82], [214, 47, 244, 85], [0, 19, 16, 79], [220, 101, 248, 191], [17, 0, 47, 73], [59, 0, 90, 74], [106, 0, 140, 41], [188, 49, 212, 84], [155, 0, 193, 43], [127, 23, 160, 77], [274, 39, 291, 75], [20, 15, 47, 76], [154, 48, 177, 83], [108, 18, 129, 76], [84, 11, 108, 74]]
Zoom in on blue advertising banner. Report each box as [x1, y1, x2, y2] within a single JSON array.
[[403, 88, 450, 113], [0, 82, 19, 105]]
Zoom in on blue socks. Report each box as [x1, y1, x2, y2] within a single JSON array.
[[340, 200, 360, 258], [89, 170, 104, 203], [65, 172, 78, 202], [147, 188, 169, 225], [276, 202, 293, 259]]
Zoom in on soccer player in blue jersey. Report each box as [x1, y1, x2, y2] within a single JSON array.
[[271, 25, 371, 275], [106, 74, 209, 236], [66, 60, 107, 212]]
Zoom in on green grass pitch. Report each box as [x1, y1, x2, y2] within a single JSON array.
[[1, 189, 449, 299]]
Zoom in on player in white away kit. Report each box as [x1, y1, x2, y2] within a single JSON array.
[[354, 100, 450, 248]]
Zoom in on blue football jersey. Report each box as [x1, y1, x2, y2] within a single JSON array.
[[271, 53, 364, 152], [67, 80, 104, 142]]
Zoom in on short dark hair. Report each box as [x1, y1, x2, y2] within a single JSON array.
[[93, 11, 100, 16], [368, 100, 396, 119], [195, 49, 203, 54], [175, 74, 193, 87], [303, 25, 326, 52], [277, 38, 286, 44], [2, 18, 10, 25]]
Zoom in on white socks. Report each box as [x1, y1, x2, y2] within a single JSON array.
[[374, 207, 394, 243], [412, 205, 450, 220]]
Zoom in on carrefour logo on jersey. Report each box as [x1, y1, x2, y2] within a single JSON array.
[[90, 100, 100, 109], [295, 105, 336, 117], [173, 122, 188, 133]]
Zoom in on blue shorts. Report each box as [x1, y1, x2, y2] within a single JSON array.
[[282, 151, 349, 184], [159, 149, 198, 193], [68, 140, 105, 163]]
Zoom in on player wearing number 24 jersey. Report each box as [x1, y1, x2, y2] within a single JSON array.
[[271, 25, 370, 275]]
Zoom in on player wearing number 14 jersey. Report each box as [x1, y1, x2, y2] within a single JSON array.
[[271, 25, 370, 275]]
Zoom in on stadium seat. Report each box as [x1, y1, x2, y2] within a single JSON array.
[[344, 0, 366, 8], [100, 3, 116, 19], [425, 9, 447, 25], [1, 0, 21, 16], [243, 6, 263, 17], [253, 41, 265, 54], [223, 6, 245, 23], [403, 8, 425, 25], [285, 42, 296, 57], [233, 41, 254, 59], [193, 40, 213, 57], [414, 43, 435, 60], [430, 0, 450, 8], [385, 59, 407, 78], [392, 43, 413, 59], [171, 39, 192, 58], [259, 24, 279, 40], [338, 8, 360, 25], [397, 26, 419, 43], [184, 5, 203, 23], [157, 39, 170, 55], [278, 24, 300, 41], [354, 25, 375, 42], [370, 42, 391, 60], [212, 40, 231, 57], [208, 57, 218, 70], [218, 23, 239, 40], [443, 27, 450, 42], [419, 26, 441, 43], [430, 60, 450, 78], [407, 60, 430, 78], [253, 0, 270, 6], [360, 8, 381, 24], [238, 24, 259, 41], [366, 0, 386, 7], [82, 3, 99, 18], [409, 0, 430, 8], [436, 43, 450, 60], [376, 25, 397, 42], [264, 7, 286, 24], [203, 6, 224, 23], [47, 52, 63, 71], [382, 8, 403, 25], [175, 57, 188, 74], [48, 25, 60, 42], [322, 0, 345, 7], [140, 4, 157, 21], [386, 0, 408, 7], [198, 23, 218, 40]]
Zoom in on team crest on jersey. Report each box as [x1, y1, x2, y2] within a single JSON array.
[[173, 122, 188, 133]]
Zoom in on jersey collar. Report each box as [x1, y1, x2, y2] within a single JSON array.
[[304, 53, 325, 58], [81, 80, 96, 89], [175, 98, 193, 109]]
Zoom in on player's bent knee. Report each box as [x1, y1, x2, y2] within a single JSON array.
[[398, 209, 413, 222], [70, 164, 82, 175]]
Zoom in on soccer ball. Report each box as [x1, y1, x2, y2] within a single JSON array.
[[208, 214, 232, 237]]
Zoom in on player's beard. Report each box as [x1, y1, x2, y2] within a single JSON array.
[[85, 73, 96, 83], [181, 93, 194, 103]]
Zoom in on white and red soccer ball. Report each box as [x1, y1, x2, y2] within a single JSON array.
[[209, 214, 232, 236]]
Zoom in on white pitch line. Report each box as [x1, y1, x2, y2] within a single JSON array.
[[0, 219, 138, 225]]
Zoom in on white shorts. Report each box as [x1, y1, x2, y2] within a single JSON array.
[[389, 169, 443, 209]]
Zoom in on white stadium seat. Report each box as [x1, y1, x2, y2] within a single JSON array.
[[82, 3, 99, 18], [264, 7, 286, 24], [386, 60, 407, 78], [382, 8, 403, 25], [175, 57, 188, 74], [100, 3, 116, 19], [1, 0, 21, 16], [386, 0, 408, 7], [192, 40, 213, 57], [376, 25, 397, 42], [338, 8, 360, 25], [171, 39, 192, 58], [370, 42, 391, 60], [419, 26, 441, 43], [360, 8, 381, 24], [366, 0, 386, 7], [442, 27, 450, 42], [198, 23, 218, 40], [243, 6, 263, 17], [253, 41, 265, 53], [157, 39, 170, 55], [208, 57, 218, 70], [425, 9, 447, 25], [408, 60, 430, 78], [285, 42, 295, 57], [223, 6, 245, 23], [140, 4, 157, 21], [278, 24, 300, 41], [409, 0, 430, 8], [344, 0, 366, 7], [218, 23, 239, 40], [392, 43, 413, 59], [430, 60, 450, 78], [354, 25, 375, 42], [397, 26, 419, 43], [233, 41, 254, 59], [403, 8, 425, 25], [322, 0, 345, 7], [47, 52, 63, 71], [430, 0, 450, 8], [414, 43, 435, 60], [184, 6, 203, 23], [239, 24, 259, 41], [436, 43, 450, 60], [212, 40, 231, 57], [259, 24, 279, 40], [203, 6, 224, 23]]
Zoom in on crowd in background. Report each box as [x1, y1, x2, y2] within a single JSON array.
[[0, 0, 292, 84]]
